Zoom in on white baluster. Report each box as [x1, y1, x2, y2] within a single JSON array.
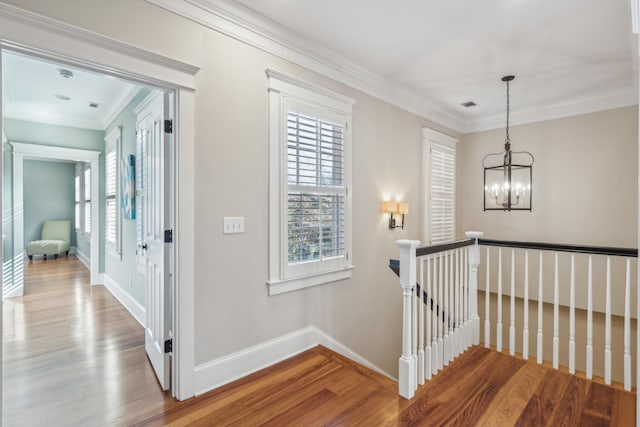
[[443, 252, 450, 366], [425, 256, 432, 381], [569, 254, 575, 374], [418, 258, 425, 384], [466, 231, 482, 346], [438, 252, 444, 371], [497, 248, 503, 352], [412, 260, 418, 386], [586, 255, 593, 379], [396, 239, 420, 399], [450, 251, 455, 359], [431, 257, 442, 375], [605, 256, 611, 385], [553, 252, 559, 370], [624, 257, 631, 391], [485, 248, 491, 348], [454, 249, 459, 358], [523, 250, 529, 360], [464, 246, 469, 349], [537, 251, 543, 364], [457, 248, 463, 356], [510, 248, 516, 356]]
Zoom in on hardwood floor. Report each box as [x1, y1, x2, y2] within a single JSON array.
[[138, 345, 635, 426], [4, 256, 635, 426], [3, 256, 176, 426]]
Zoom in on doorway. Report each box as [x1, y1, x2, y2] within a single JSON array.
[[1, 48, 180, 413], [0, 4, 198, 403]]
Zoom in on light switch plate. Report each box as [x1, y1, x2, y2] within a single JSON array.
[[223, 217, 244, 234]]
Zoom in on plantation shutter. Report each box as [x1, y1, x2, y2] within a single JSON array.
[[286, 111, 346, 264], [105, 149, 117, 243], [84, 166, 91, 235], [430, 143, 455, 244]]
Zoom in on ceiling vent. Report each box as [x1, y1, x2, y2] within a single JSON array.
[[461, 101, 477, 107], [54, 94, 71, 101], [58, 69, 74, 79], [89, 102, 99, 108]]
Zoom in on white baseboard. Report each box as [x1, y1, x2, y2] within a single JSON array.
[[103, 274, 146, 327], [194, 326, 393, 396], [76, 249, 90, 268]]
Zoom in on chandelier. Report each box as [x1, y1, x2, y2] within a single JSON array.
[[482, 75, 534, 211]]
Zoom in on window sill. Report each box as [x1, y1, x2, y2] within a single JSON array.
[[267, 265, 354, 296]]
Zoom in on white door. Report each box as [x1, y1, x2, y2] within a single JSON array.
[[136, 92, 171, 390]]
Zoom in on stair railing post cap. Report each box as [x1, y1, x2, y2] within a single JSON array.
[[465, 231, 484, 239]]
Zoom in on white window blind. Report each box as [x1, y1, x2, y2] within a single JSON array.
[[84, 166, 91, 235], [267, 70, 354, 295], [74, 174, 80, 230], [105, 149, 117, 244], [430, 143, 455, 244], [286, 111, 345, 265]]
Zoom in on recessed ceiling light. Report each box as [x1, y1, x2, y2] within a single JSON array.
[[58, 69, 74, 79], [89, 102, 99, 108], [54, 94, 71, 101], [461, 101, 477, 108]]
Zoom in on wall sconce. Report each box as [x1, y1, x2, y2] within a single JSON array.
[[382, 202, 409, 229]]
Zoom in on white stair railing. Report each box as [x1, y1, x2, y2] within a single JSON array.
[[479, 239, 637, 392], [396, 232, 481, 399]]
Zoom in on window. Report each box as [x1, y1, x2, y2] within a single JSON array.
[[84, 165, 91, 235], [74, 171, 80, 231], [267, 69, 354, 295], [423, 128, 458, 245], [104, 126, 122, 257]]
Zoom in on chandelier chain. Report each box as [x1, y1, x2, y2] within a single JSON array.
[[505, 79, 510, 144]]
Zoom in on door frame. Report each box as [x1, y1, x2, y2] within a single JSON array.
[[0, 2, 199, 401], [10, 143, 101, 290]]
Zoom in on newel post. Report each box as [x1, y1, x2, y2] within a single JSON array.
[[396, 239, 421, 399], [466, 231, 483, 345]]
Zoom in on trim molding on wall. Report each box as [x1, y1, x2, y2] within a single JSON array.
[[193, 326, 394, 396], [75, 248, 90, 269], [103, 274, 146, 327], [146, 0, 464, 132]]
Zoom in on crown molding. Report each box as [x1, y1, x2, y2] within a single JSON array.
[[463, 86, 638, 133], [146, 0, 466, 132], [101, 85, 144, 129], [0, 1, 200, 80], [3, 111, 104, 131]]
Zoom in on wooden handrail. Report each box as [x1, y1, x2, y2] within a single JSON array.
[[416, 239, 474, 257], [478, 238, 637, 258]]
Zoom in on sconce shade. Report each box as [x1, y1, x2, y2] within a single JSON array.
[[381, 202, 398, 213], [397, 203, 409, 215]]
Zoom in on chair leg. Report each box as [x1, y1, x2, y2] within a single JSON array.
[[43, 254, 47, 260], [28, 255, 33, 260], [54, 254, 58, 259], [65, 250, 69, 256]]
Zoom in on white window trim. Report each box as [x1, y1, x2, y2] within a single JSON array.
[[105, 126, 123, 259], [423, 127, 458, 245], [83, 164, 92, 239], [266, 69, 355, 296]]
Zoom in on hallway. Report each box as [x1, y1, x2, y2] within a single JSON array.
[[3, 256, 176, 426]]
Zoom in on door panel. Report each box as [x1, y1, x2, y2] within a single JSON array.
[[136, 92, 170, 390]]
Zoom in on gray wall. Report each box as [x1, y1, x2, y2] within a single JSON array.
[[103, 88, 152, 307], [23, 160, 76, 247], [2, 119, 104, 262]]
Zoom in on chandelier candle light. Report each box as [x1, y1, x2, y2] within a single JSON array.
[[483, 75, 534, 211]]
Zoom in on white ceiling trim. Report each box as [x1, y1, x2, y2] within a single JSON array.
[[465, 85, 638, 133], [0, 1, 200, 92], [101, 85, 143, 129], [146, 0, 466, 132], [3, 110, 105, 131]]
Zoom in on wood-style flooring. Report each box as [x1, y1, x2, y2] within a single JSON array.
[[140, 344, 635, 426], [3, 256, 175, 426], [3, 256, 635, 426]]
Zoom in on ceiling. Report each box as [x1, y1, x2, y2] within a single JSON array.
[[215, 0, 639, 132], [2, 51, 141, 130]]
